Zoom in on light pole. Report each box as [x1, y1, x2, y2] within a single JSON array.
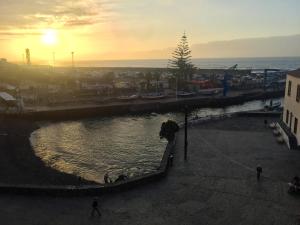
[[184, 105, 188, 161], [176, 75, 178, 101], [52, 52, 55, 67]]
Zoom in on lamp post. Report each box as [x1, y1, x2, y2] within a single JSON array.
[[184, 105, 188, 161], [176, 75, 178, 101]]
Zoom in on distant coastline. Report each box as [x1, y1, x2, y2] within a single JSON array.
[[18, 56, 300, 70]]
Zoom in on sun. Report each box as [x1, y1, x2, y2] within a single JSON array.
[[42, 29, 58, 45]]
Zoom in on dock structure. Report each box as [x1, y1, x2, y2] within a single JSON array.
[[0, 92, 17, 106]]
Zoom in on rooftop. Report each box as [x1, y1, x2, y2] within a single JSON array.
[[0, 92, 16, 102], [288, 69, 300, 78]]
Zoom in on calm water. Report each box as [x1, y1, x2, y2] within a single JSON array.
[[75, 57, 300, 70], [30, 98, 282, 183]]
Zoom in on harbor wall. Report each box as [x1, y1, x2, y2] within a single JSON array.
[[2, 90, 284, 121]]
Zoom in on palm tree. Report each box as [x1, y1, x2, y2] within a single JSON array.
[[145, 72, 152, 92], [153, 71, 161, 93]]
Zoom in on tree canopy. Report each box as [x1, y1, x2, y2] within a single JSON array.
[[169, 33, 195, 90], [159, 120, 179, 142]]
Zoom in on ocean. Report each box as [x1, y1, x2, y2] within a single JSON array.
[[74, 57, 300, 70]]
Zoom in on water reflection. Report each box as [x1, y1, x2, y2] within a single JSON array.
[[30, 98, 282, 183]]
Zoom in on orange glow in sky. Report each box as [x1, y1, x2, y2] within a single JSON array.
[[42, 29, 58, 46], [0, 0, 299, 63]]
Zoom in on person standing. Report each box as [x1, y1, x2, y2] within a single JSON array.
[[256, 166, 262, 181], [104, 173, 112, 184], [91, 198, 101, 217], [169, 154, 174, 167]]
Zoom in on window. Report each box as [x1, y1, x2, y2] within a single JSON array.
[[294, 117, 298, 134], [297, 85, 300, 102], [287, 80, 292, 96], [286, 110, 289, 124]]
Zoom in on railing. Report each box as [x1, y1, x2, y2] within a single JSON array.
[[278, 120, 298, 149]]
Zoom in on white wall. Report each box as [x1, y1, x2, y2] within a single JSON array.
[[283, 74, 300, 144]]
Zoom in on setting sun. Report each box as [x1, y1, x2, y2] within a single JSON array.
[[42, 29, 58, 46]]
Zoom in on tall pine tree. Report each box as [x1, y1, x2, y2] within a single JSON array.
[[169, 33, 195, 90]]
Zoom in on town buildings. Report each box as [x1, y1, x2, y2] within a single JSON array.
[[278, 69, 300, 149]]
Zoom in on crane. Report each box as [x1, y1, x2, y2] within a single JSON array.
[[223, 64, 238, 97]]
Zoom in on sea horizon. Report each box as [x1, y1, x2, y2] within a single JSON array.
[[19, 56, 300, 70]]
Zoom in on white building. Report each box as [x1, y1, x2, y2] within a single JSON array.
[[278, 69, 300, 149], [0, 92, 18, 112]]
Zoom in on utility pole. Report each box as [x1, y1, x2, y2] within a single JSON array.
[[184, 105, 188, 161], [52, 52, 55, 67]]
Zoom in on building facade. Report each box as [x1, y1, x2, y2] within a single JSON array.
[[279, 69, 300, 149]]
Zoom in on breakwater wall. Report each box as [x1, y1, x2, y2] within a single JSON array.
[[2, 90, 284, 121]]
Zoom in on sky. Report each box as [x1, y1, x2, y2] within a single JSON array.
[[0, 0, 299, 63]]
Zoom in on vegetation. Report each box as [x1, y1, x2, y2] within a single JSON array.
[[159, 120, 179, 142], [0, 62, 73, 85], [100, 72, 115, 85], [169, 33, 195, 90]]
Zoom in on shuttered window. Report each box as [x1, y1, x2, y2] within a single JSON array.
[[294, 117, 298, 134], [288, 80, 292, 96], [297, 85, 300, 102]]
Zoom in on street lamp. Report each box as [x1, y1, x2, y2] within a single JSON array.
[[176, 75, 178, 101], [184, 105, 188, 161]]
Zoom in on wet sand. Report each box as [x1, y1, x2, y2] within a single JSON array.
[[0, 117, 96, 186]]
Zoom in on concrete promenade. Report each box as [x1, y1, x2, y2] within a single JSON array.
[[1, 116, 300, 225]]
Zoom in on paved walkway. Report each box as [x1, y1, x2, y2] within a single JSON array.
[[0, 116, 300, 225]]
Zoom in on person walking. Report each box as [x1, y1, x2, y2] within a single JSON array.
[[256, 166, 262, 181], [264, 119, 268, 128], [91, 198, 101, 217]]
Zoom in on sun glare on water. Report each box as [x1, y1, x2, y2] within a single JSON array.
[[42, 29, 58, 45]]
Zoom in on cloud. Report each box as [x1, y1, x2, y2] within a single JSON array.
[[0, 0, 117, 29], [98, 34, 300, 59], [64, 19, 96, 27], [0, 31, 41, 36]]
